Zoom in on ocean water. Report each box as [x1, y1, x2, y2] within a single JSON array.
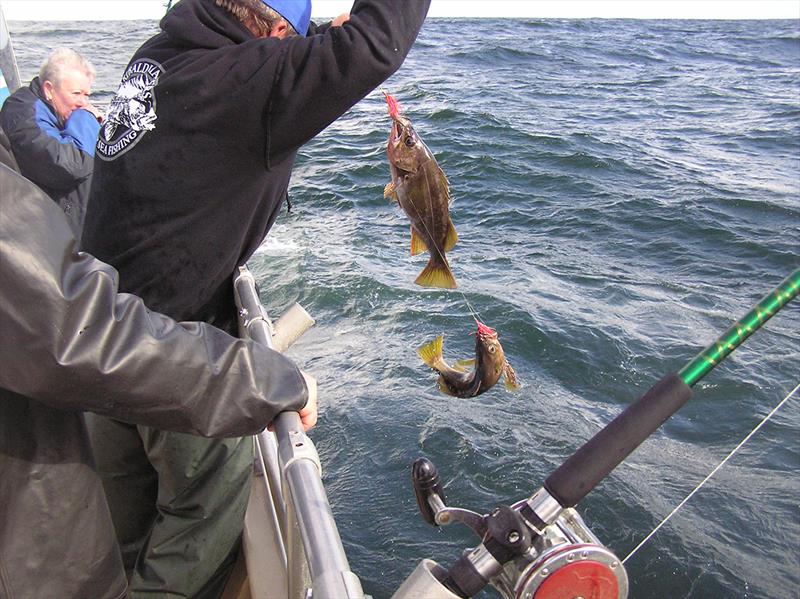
[[8, 16, 799, 599]]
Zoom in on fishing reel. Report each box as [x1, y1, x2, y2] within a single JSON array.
[[400, 457, 627, 599]]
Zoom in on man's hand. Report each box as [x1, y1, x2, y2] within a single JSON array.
[[267, 370, 317, 432], [85, 102, 105, 123], [331, 13, 350, 27], [298, 370, 318, 431]]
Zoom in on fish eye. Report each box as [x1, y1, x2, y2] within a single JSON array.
[[404, 137, 415, 147], [488, 345, 496, 353]]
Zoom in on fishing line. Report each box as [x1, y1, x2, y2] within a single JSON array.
[[400, 160, 483, 324], [621, 380, 800, 565]]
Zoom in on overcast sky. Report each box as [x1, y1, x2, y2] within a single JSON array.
[[3, 0, 799, 21]]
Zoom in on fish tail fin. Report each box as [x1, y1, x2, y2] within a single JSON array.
[[444, 218, 458, 252], [415, 258, 457, 289], [410, 227, 428, 256], [503, 361, 520, 391], [418, 335, 445, 369]]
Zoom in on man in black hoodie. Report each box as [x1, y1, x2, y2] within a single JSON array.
[[81, 0, 431, 596]]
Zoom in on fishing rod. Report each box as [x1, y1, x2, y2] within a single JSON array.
[[394, 269, 799, 599], [679, 269, 799, 387]]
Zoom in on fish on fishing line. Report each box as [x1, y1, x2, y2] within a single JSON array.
[[383, 92, 458, 289], [417, 320, 519, 398]]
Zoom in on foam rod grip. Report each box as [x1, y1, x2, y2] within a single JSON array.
[[545, 373, 692, 508]]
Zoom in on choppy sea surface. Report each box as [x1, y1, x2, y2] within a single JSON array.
[[8, 16, 799, 599]]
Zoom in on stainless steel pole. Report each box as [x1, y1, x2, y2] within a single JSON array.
[[233, 266, 364, 599]]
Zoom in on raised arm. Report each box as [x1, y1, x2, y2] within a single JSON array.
[[264, 0, 431, 160]]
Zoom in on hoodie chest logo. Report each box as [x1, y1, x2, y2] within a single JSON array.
[[96, 58, 164, 161]]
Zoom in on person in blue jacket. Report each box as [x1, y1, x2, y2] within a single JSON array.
[[0, 48, 102, 240], [81, 0, 431, 596]]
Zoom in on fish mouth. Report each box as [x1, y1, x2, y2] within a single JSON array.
[[390, 115, 413, 141], [388, 120, 413, 178], [391, 119, 404, 142]]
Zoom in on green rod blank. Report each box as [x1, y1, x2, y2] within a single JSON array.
[[679, 269, 800, 388]]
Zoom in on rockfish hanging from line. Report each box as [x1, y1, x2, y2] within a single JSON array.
[[417, 320, 519, 398], [384, 92, 458, 289]]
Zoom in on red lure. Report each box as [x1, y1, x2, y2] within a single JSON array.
[[384, 92, 402, 119], [475, 319, 497, 340]]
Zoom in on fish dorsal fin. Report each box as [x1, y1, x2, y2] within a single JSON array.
[[444, 218, 458, 252], [453, 358, 475, 372], [417, 335, 445, 369], [503, 361, 520, 391], [438, 169, 450, 196], [415, 259, 457, 289], [410, 227, 428, 256]]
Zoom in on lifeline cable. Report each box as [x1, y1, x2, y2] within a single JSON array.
[[622, 381, 799, 565]]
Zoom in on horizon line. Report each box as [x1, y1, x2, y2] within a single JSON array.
[[2, 0, 799, 22]]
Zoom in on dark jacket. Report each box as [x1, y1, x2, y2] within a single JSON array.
[[0, 164, 308, 599], [82, 0, 430, 333], [0, 77, 100, 239], [0, 126, 18, 170]]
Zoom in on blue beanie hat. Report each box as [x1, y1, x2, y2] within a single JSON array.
[[263, 0, 312, 36]]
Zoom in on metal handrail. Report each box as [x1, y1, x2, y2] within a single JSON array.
[[233, 265, 365, 599], [0, 5, 21, 93]]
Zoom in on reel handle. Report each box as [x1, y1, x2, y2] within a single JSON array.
[[545, 373, 692, 508], [412, 457, 446, 527]]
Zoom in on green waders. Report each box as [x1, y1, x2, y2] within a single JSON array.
[[86, 414, 253, 598]]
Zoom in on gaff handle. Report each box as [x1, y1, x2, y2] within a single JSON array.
[[544, 373, 692, 508]]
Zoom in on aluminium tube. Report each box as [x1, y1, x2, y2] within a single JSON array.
[[273, 414, 365, 599], [234, 268, 288, 525], [0, 6, 20, 93], [233, 266, 364, 599]]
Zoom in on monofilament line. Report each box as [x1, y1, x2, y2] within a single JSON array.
[[405, 171, 481, 322], [622, 381, 800, 565]]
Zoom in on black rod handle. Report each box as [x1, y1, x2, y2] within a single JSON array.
[[545, 373, 692, 508]]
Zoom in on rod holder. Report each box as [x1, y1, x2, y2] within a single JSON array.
[[272, 303, 315, 353]]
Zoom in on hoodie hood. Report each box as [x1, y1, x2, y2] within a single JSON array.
[[161, 0, 254, 48]]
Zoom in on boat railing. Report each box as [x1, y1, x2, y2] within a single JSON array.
[[1, 4, 22, 106], [233, 265, 365, 599]]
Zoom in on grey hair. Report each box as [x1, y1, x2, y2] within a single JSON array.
[[214, 0, 298, 37], [39, 48, 96, 86]]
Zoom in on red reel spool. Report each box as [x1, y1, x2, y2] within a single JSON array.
[[532, 559, 619, 599], [516, 543, 627, 599]]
